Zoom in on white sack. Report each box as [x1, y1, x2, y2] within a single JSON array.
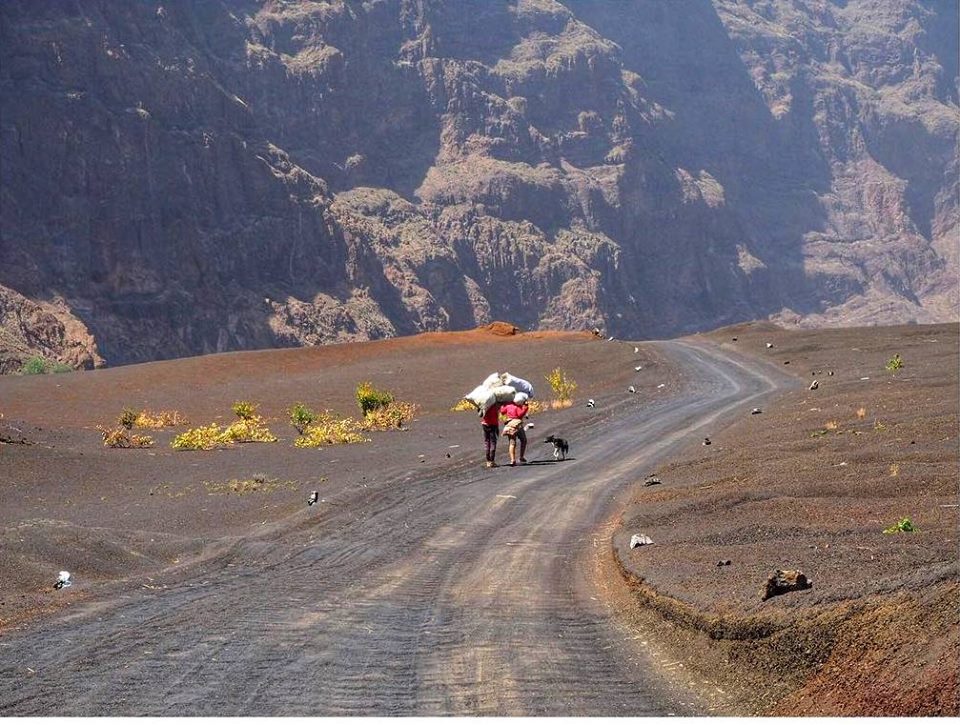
[[482, 372, 502, 388], [513, 391, 529, 404], [501, 372, 534, 398], [492, 385, 518, 403], [464, 384, 497, 413]]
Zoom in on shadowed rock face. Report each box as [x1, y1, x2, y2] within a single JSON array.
[[1, 0, 956, 366]]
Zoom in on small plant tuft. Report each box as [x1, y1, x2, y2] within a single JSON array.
[[356, 382, 394, 416], [545, 368, 577, 405], [232, 401, 258, 420], [118, 408, 139, 430], [883, 517, 918, 534], [361, 400, 419, 431], [98, 425, 153, 449], [451, 399, 477, 412], [294, 411, 368, 448], [19, 357, 73, 375], [288, 403, 317, 435], [885, 354, 904, 371]]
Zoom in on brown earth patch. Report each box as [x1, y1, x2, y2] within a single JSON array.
[[0, 327, 654, 631], [614, 322, 959, 715]]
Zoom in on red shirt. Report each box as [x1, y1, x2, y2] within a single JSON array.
[[481, 403, 501, 426], [500, 402, 528, 420]]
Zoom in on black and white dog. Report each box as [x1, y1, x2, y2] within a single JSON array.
[[544, 435, 569, 461]]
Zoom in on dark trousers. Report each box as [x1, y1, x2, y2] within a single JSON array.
[[482, 424, 499, 462]]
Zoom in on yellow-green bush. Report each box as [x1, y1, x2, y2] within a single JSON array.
[[221, 416, 278, 443], [356, 381, 394, 416], [232, 400, 258, 420], [451, 399, 476, 412], [172, 423, 228, 451], [545, 367, 577, 404], [361, 400, 418, 430], [294, 411, 368, 448]]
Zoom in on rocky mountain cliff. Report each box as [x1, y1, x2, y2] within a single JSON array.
[[1, 0, 956, 367]]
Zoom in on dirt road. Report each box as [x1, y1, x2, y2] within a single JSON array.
[[0, 341, 792, 715]]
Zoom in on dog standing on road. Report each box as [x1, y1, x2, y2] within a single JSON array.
[[544, 435, 569, 461]]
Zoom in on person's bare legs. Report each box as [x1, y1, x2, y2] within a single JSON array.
[[508, 438, 517, 465]]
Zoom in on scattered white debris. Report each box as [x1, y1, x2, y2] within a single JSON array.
[[524, 422, 535, 429], [448, 444, 460, 449], [657, 383, 666, 389], [628, 385, 636, 394], [586, 399, 596, 408], [307, 491, 319, 506], [55, 571, 72, 589], [751, 408, 762, 415], [630, 534, 654, 548], [634, 346, 640, 354], [635, 365, 643, 371], [765, 342, 774, 349], [607, 336, 615, 342], [809, 380, 819, 390], [860, 377, 870, 381]]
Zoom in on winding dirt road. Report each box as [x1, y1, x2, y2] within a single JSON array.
[[0, 341, 791, 715]]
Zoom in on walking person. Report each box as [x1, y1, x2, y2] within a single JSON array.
[[500, 392, 530, 466], [481, 401, 502, 468]]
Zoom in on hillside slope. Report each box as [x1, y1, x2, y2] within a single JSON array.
[[1, 0, 956, 366]]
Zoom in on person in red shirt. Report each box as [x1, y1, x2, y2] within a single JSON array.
[[481, 402, 502, 468], [500, 393, 530, 466]]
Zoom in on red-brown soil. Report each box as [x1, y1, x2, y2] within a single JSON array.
[[1, 321, 956, 716], [0, 325, 658, 631], [614, 322, 959, 715]]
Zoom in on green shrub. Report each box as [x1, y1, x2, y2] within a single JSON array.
[[356, 382, 394, 416], [289, 403, 316, 435], [19, 357, 73, 375], [885, 354, 904, 371], [232, 400, 258, 420], [883, 517, 918, 534], [20, 357, 50, 375]]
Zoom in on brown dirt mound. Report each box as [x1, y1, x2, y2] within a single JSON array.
[[481, 321, 521, 336]]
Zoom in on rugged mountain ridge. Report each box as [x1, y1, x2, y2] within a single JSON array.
[[1, 0, 956, 367]]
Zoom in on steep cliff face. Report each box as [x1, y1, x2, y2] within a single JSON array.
[[1, 0, 955, 366]]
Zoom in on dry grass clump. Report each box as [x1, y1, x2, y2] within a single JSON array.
[[856, 407, 867, 420], [360, 400, 418, 430], [451, 399, 476, 412], [824, 420, 840, 431], [172, 402, 277, 450], [526, 400, 546, 415], [172, 423, 228, 451], [134, 410, 188, 429], [220, 417, 278, 443], [203, 476, 298, 495], [294, 411, 369, 448], [549, 399, 573, 410], [98, 425, 153, 448]]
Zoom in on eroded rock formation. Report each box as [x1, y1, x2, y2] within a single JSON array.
[[1, 0, 956, 366]]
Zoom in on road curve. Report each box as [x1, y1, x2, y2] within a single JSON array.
[[0, 341, 791, 716]]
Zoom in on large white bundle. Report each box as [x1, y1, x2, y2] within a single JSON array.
[[464, 384, 497, 413], [501, 372, 535, 398], [492, 385, 518, 403], [482, 372, 502, 388]]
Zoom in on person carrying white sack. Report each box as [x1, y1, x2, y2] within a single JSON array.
[[500, 391, 530, 466]]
